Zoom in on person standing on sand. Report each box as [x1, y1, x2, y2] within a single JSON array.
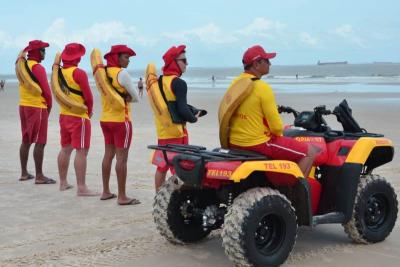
[[56, 43, 98, 196], [152, 45, 207, 192], [225, 45, 317, 179], [137, 77, 144, 98], [18, 40, 56, 184], [99, 45, 140, 205]]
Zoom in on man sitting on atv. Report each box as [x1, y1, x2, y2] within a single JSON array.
[[226, 45, 317, 179]]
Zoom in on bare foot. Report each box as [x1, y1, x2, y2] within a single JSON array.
[[60, 183, 74, 191], [118, 197, 141, 205], [100, 192, 117, 200], [77, 189, 100, 197]]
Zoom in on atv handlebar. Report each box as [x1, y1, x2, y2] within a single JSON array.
[[278, 105, 335, 118], [278, 105, 299, 118], [314, 105, 333, 116]]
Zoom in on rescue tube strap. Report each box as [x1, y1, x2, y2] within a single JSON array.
[[24, 60, 39, 84], [157, 76, 185, 124], [105, 67, 127, 101], [157, 75, 169, 106], [58, 68, 83, 96], [92, 63, 104, 75]]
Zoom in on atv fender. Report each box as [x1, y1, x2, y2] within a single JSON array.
[[346, 137, 394, 165], [230, 160, 304, 183]]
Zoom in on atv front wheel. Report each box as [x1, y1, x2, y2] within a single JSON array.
[[222, 187, 297, 267], [343, 174, 398, 244], [153, 176, 214, 244]]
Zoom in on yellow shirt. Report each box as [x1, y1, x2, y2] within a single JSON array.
[[100, 67, 132, 122], [155, 75, 186, 139], [19, 60, 47, 108], [59, 67, 89, 119], [229, 72, 283, 146]]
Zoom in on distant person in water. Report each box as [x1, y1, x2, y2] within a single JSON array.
[[0, 79, 5, 90], [137, 77, 144, 98]]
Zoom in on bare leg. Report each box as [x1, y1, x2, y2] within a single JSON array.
[[75, 148, 98, 196], [33, 143, 47, 182], [115, 148, 129, 203], [298, 146, 318, 178], [19, 142, 32, 178], [115, 148, 139, 205], [58, 145, 74, 190], [155, 170, 167, 192], [100, 144, 116, 200]]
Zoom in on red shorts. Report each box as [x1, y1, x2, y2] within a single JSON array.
[[100, 121, 132, 149], [154, 130, 189, 173], [60, 115, 91, 149], [230, 136, 309, 162], [19, 106, 48, 144]]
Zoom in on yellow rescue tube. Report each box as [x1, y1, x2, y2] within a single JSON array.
[[90, 48, 125, 111], [145, 63, 184, 137], [218, 78, 254, 148], [15, 50, 42, 96], [50, 52, 88, 114]]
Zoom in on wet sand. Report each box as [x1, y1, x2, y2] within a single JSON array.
[[0, 82, 399, 266]]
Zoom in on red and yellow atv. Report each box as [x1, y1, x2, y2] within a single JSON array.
[[149, 100, 397, 267]]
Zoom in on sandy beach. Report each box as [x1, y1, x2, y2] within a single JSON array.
[[0, 82, 399, 267]]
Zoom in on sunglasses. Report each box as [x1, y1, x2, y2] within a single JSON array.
[[40, 48, 46, 53], [258, 58, 270, 64], [176, 58, 188, 64]]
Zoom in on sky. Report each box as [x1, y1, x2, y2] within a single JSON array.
[[0, 0, 399, 73]]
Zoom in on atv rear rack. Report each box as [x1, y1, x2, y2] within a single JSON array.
[[148, 144, 269, 187], [148, 144, 268, 163]]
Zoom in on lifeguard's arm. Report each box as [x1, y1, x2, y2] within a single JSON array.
[[73, 68, 93, 116], [260, 83, 283, 136], [31, 64, 52, 110], [117, 69, 139, 102], [171, 78, 197, 123]]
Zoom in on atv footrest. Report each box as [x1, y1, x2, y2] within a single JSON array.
[[312, 212, 345, 226]]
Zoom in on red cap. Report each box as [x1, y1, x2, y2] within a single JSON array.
[[104, 45, 136, 60], [242, 45, 276, 66], [23, 40, 49, 52], [162, 45, 186, 66], [61, 43, 86, 61]]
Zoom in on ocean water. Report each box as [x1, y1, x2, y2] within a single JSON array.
[[177, 63, 400, 93], [3, 63, 400, 94]]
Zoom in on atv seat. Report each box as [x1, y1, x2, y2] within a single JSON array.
[[212, 147, 268, 159]]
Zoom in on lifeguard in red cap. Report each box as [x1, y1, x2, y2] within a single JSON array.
[[56, 43, 98, 196], [226, 45, 316, 178], [18, 40, 55, 184], [99, 44, 140, 205], [152, 45, 206, 191]]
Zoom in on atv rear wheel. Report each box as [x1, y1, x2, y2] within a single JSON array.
[[153, 176, 213, 244], [222, 187, 297, 267], [343, 174, 398, 244]]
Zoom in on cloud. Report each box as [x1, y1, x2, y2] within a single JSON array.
[[333, 24, 366, 48], [236, 17, 286, 38], [299, 32, 318, 46], [162, 23, 237, 44], [162, 18, 287, 45], [0, 18, 158, 50]]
